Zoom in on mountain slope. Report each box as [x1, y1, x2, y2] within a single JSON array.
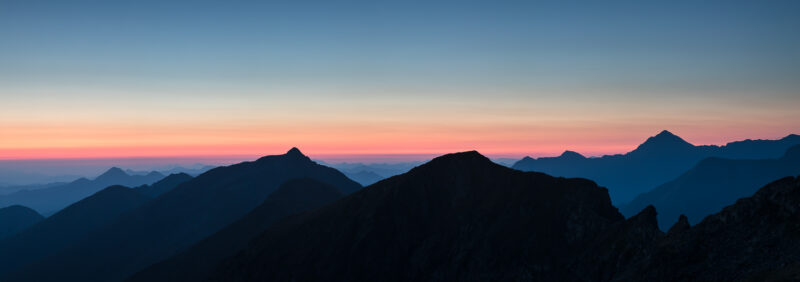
[[0, 167, 164, 215], [135, 173, 193, 197], [0, 185, 153, 275], [623, 144, 800, 230], [620, 176, 800, 281], [512, 131, 800, 204], [128, 178, 344, 282], [343, 170, 385, 186], [0, 205, 43, 240], [210, 151, 623, 282], [1, 148, 361, 282]]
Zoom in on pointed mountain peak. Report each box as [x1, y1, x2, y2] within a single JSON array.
[[559, 150, 585, 159], [656, 129, 676, 137], [97, 167, 129, 180], [286, 147, 303, 155], [667, 214, 690, 235], [647, 130, 687, 144], [284, 147, 310, 160], [632, 130, 694, 154]]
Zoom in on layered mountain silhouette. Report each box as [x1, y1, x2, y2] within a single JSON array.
[[134, 173, 193, 197], [343, 170, 385, 186], [203, 151, 800, 281], [128, 178, 344, 282], [619, 176, 800, 281], [0, 205, 43, 240], [0, 185, 154, 275], [0, 167, 165, 215], [323, 161, 422, 185], [209, 151, 623, 281], [512, 130, 800, 204], [623, 144, 800, 230], [0, 148, 361, 282]]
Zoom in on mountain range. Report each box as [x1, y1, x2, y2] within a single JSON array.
[[0, 173, 192, 276], [209, 151, 625, 281], [0, 142, 798, 281], [0, 148, 361, 282], [200, 151, 800, 281], [512, 130, 800, 204], [0, 167, 165, 215], [623, 144, 800, 230]]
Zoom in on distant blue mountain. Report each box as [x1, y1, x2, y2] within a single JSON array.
[[512, 130, 800, 204], [342, 170, 385, 186], [0, 148, 361, 282], [0, 185, 154, 275], [0, 167, 165, 215], [623, 144, 800, 230], [321, 161, 422, 186], [0, 205, 42, 240]]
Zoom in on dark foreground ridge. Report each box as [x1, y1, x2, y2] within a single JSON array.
[[204, 151, 800, 282], [210, 151, 624, 281]]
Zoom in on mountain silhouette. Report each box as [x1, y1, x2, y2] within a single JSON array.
[[567, 205, 664, 281], [512, 131, 800, 204], [128, 178, 344, 282], [619, 176, 800, 281], [343, 170, 385, 186], [322, 161, 422, 184], [0, 205, 43, 240], [623, 144, 800, 230], [0, 185, 153, 276], [204, 151, 800, 281], [0, 167, 165, 215], [135, 173, 193, 197], [0, 148, 361, 282], [209, 151, 623, 281]]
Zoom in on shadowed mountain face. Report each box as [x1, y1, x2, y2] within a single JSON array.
[[128, 178, 344, 282], [0, 148, 361, 282], [512, 131, 800, 204], [567, 205, 664, 281], [623, 145, 800, 230], [204, 151, 800, 282], [210, 151, 623, 282], [0, 185, 153, 275], [0, 205, 43, 240], [620, 176, 800, 281], [135, 173, 193, 197], [0, 167, 165, 215]]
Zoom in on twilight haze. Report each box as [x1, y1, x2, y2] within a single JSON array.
[[1, 0, 799, 162]]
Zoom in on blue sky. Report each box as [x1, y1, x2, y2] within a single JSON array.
[[1, 0, 799, 160]]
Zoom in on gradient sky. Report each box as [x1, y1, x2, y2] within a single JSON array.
[[1, 0, 799, 161]]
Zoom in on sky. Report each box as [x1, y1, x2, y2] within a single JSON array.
[[1, 0, 799, 162]]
